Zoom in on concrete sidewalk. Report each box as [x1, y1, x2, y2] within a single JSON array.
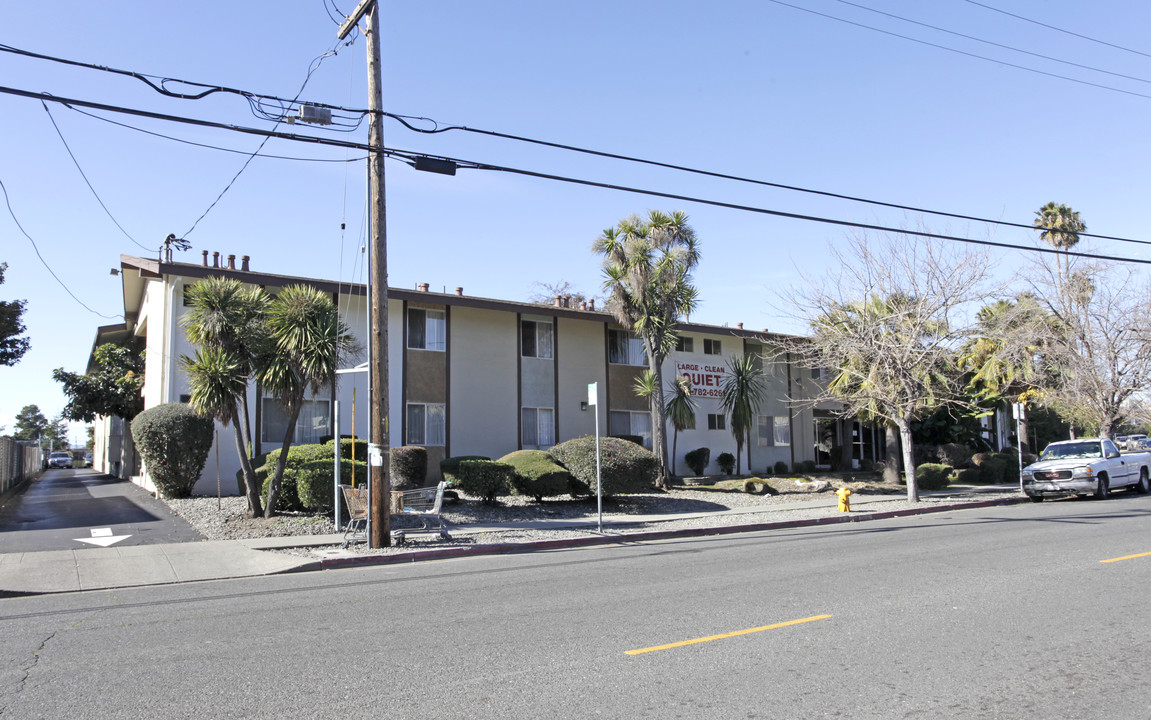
[[0, 485, 1023, 597]]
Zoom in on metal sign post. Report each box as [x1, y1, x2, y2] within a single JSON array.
[[333, 400, 342, 531], [589, 382, 601, 532], [1013, 402, 1026, 492]]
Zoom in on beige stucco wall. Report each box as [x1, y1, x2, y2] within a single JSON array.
[[449, 306, 518, 458], [556, 316, 608, 442]]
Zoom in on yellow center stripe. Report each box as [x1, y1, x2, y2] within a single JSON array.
[[1101, 551, 1151, 563], [626, 614, 832, 655]]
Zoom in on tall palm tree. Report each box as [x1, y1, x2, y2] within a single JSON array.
[[181, 278, 269, 517], [1034, 201, 1085, 280], [721, 353, 767, 475], [594, 210, 700, 488], [258, 285, 356, 517], [665, 374, 698, 477]]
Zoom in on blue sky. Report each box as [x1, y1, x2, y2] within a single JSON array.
[[2, 1, 1150, 440]]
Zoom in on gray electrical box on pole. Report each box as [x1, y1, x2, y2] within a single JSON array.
[[338, 0, 390, 547]]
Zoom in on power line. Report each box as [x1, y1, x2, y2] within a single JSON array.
[[765, 0, 1151, 101], [833, 0, 1151, 86], [6, 83, 1149, 267], [40, 100, 153, 252], [0, 176, 121, 319], [962, 0, 1151, 61], [2, 41, 1143, 244]]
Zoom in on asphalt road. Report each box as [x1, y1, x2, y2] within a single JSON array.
[[0, 468, 203, 552], [2, 493, 1150, 718]]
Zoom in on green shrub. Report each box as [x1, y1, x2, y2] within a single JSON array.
[[992, 452, 1021, 484], [499, 450, 576, 501], [972, 452, 1007, 484], [131, 403, 213, 499], [441, 455, 491, 485], [331, 438, 369, 463], [937, 442, 971, 468], [915, 463, 952, 490], [457, 459, 515, 504], [951, 467, 981, 484], [684, 447, 710, 476], [390, 446, 428, 488], [548, 436, 658, 496], [261, 446, 304, 511], [800, 460, 817, 473], [716, 452, 735, 475], [773, 460, 789, 475]]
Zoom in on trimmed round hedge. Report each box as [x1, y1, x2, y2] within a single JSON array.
[[498, 450, 576, 501], [457, 459, 515, 504], [131, 403, 213, 498], [547, 436, 658, 496]]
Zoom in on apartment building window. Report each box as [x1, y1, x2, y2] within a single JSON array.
[[408, 308, 446, 351], [608, 329, 646, 366], [675, 336, 694, 352], [707, 413, 726, 430], [774, 416, 791, 446], [757, 415, 771, 447], [521, 407, 555, 448], [521, 320, 554, 359], [262, 398, 330, 444], [609, 410, 652, 446], [704, 338, 722, 355], [406, 403, 446, 446]]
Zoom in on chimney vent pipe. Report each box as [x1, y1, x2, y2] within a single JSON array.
[[201, 250, 209, 267], [212, 251, 219, 268], [241, 255, 250, 272], [227, 254, 236, 270]]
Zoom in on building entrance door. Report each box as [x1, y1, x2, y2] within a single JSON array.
[[813, 416, 838, 468]]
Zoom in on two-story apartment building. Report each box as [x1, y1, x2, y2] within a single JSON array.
[[92, 252, 874, 495]]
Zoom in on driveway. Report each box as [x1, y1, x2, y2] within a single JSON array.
[[0, 468, 203, 553]]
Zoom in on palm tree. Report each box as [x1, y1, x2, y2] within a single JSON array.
[[258, 285, 356, 517], [636, 371, 698, 477], [594, 210, 700, 488], [665, 374, 698, 477], [721, 353, 767, 475], [1034, 201, 1085, 280], [181, 277, 269, 517]]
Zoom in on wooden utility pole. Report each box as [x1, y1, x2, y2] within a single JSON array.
[[339, 0, 389, 547]]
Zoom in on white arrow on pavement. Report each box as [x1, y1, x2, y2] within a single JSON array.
[[75, 527, 132, 547]]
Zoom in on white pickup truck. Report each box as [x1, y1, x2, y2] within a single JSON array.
[[1021, 438, 1151, 501]]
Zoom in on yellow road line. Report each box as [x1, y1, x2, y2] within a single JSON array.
[[626, 614, 832, 656], [1101, 551, 1151, 563]]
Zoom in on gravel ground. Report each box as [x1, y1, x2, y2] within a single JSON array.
[[162, 478, 1022, 557]]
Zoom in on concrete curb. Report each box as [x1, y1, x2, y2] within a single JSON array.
[[304, 495, 1028, 572]]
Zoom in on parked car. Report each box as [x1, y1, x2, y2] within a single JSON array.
[[1124, 434, 1148, 450], [48, 451, 74, 469], [83, 452, 94, 467], [1021, 438, 1151, 501]]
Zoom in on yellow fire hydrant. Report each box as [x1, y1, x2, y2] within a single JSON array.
[[836, 487, 852, 512]]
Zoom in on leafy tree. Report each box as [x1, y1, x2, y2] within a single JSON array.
[[53, 343, 145, 423], [721, 354, 767, 474], [255, 285, 355, 517], [43, 414, 70, 450], [1034, 201, 1085, 280], [0, 262, 30, 366], [781, 232, 996, 502], [181, 277, 270, 517], [593, 210, 700, 488], [13, 404, 48, 441]]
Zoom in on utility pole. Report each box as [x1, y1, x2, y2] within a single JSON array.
[[339, 0, 390, 547]]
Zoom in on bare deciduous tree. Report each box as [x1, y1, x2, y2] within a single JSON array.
[[779, 231, 998, 502], [1027, 253, 1151, 438]]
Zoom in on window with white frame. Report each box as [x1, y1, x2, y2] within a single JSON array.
[[707, 413, 726, 430], [406, 403, 446, 446], [675, 336, 694, 352], [608, 329, 646, 366], [262, 398, 330, 444], [609, 410, 652, 446], [521, 407, 555, 448], [704, 338, 722, 355], [407, 308, 446, 351], [521, 320, 554, 359], [773, 416, 791, 446]]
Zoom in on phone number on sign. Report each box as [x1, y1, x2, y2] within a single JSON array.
[[692, 388, 724, 398]]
